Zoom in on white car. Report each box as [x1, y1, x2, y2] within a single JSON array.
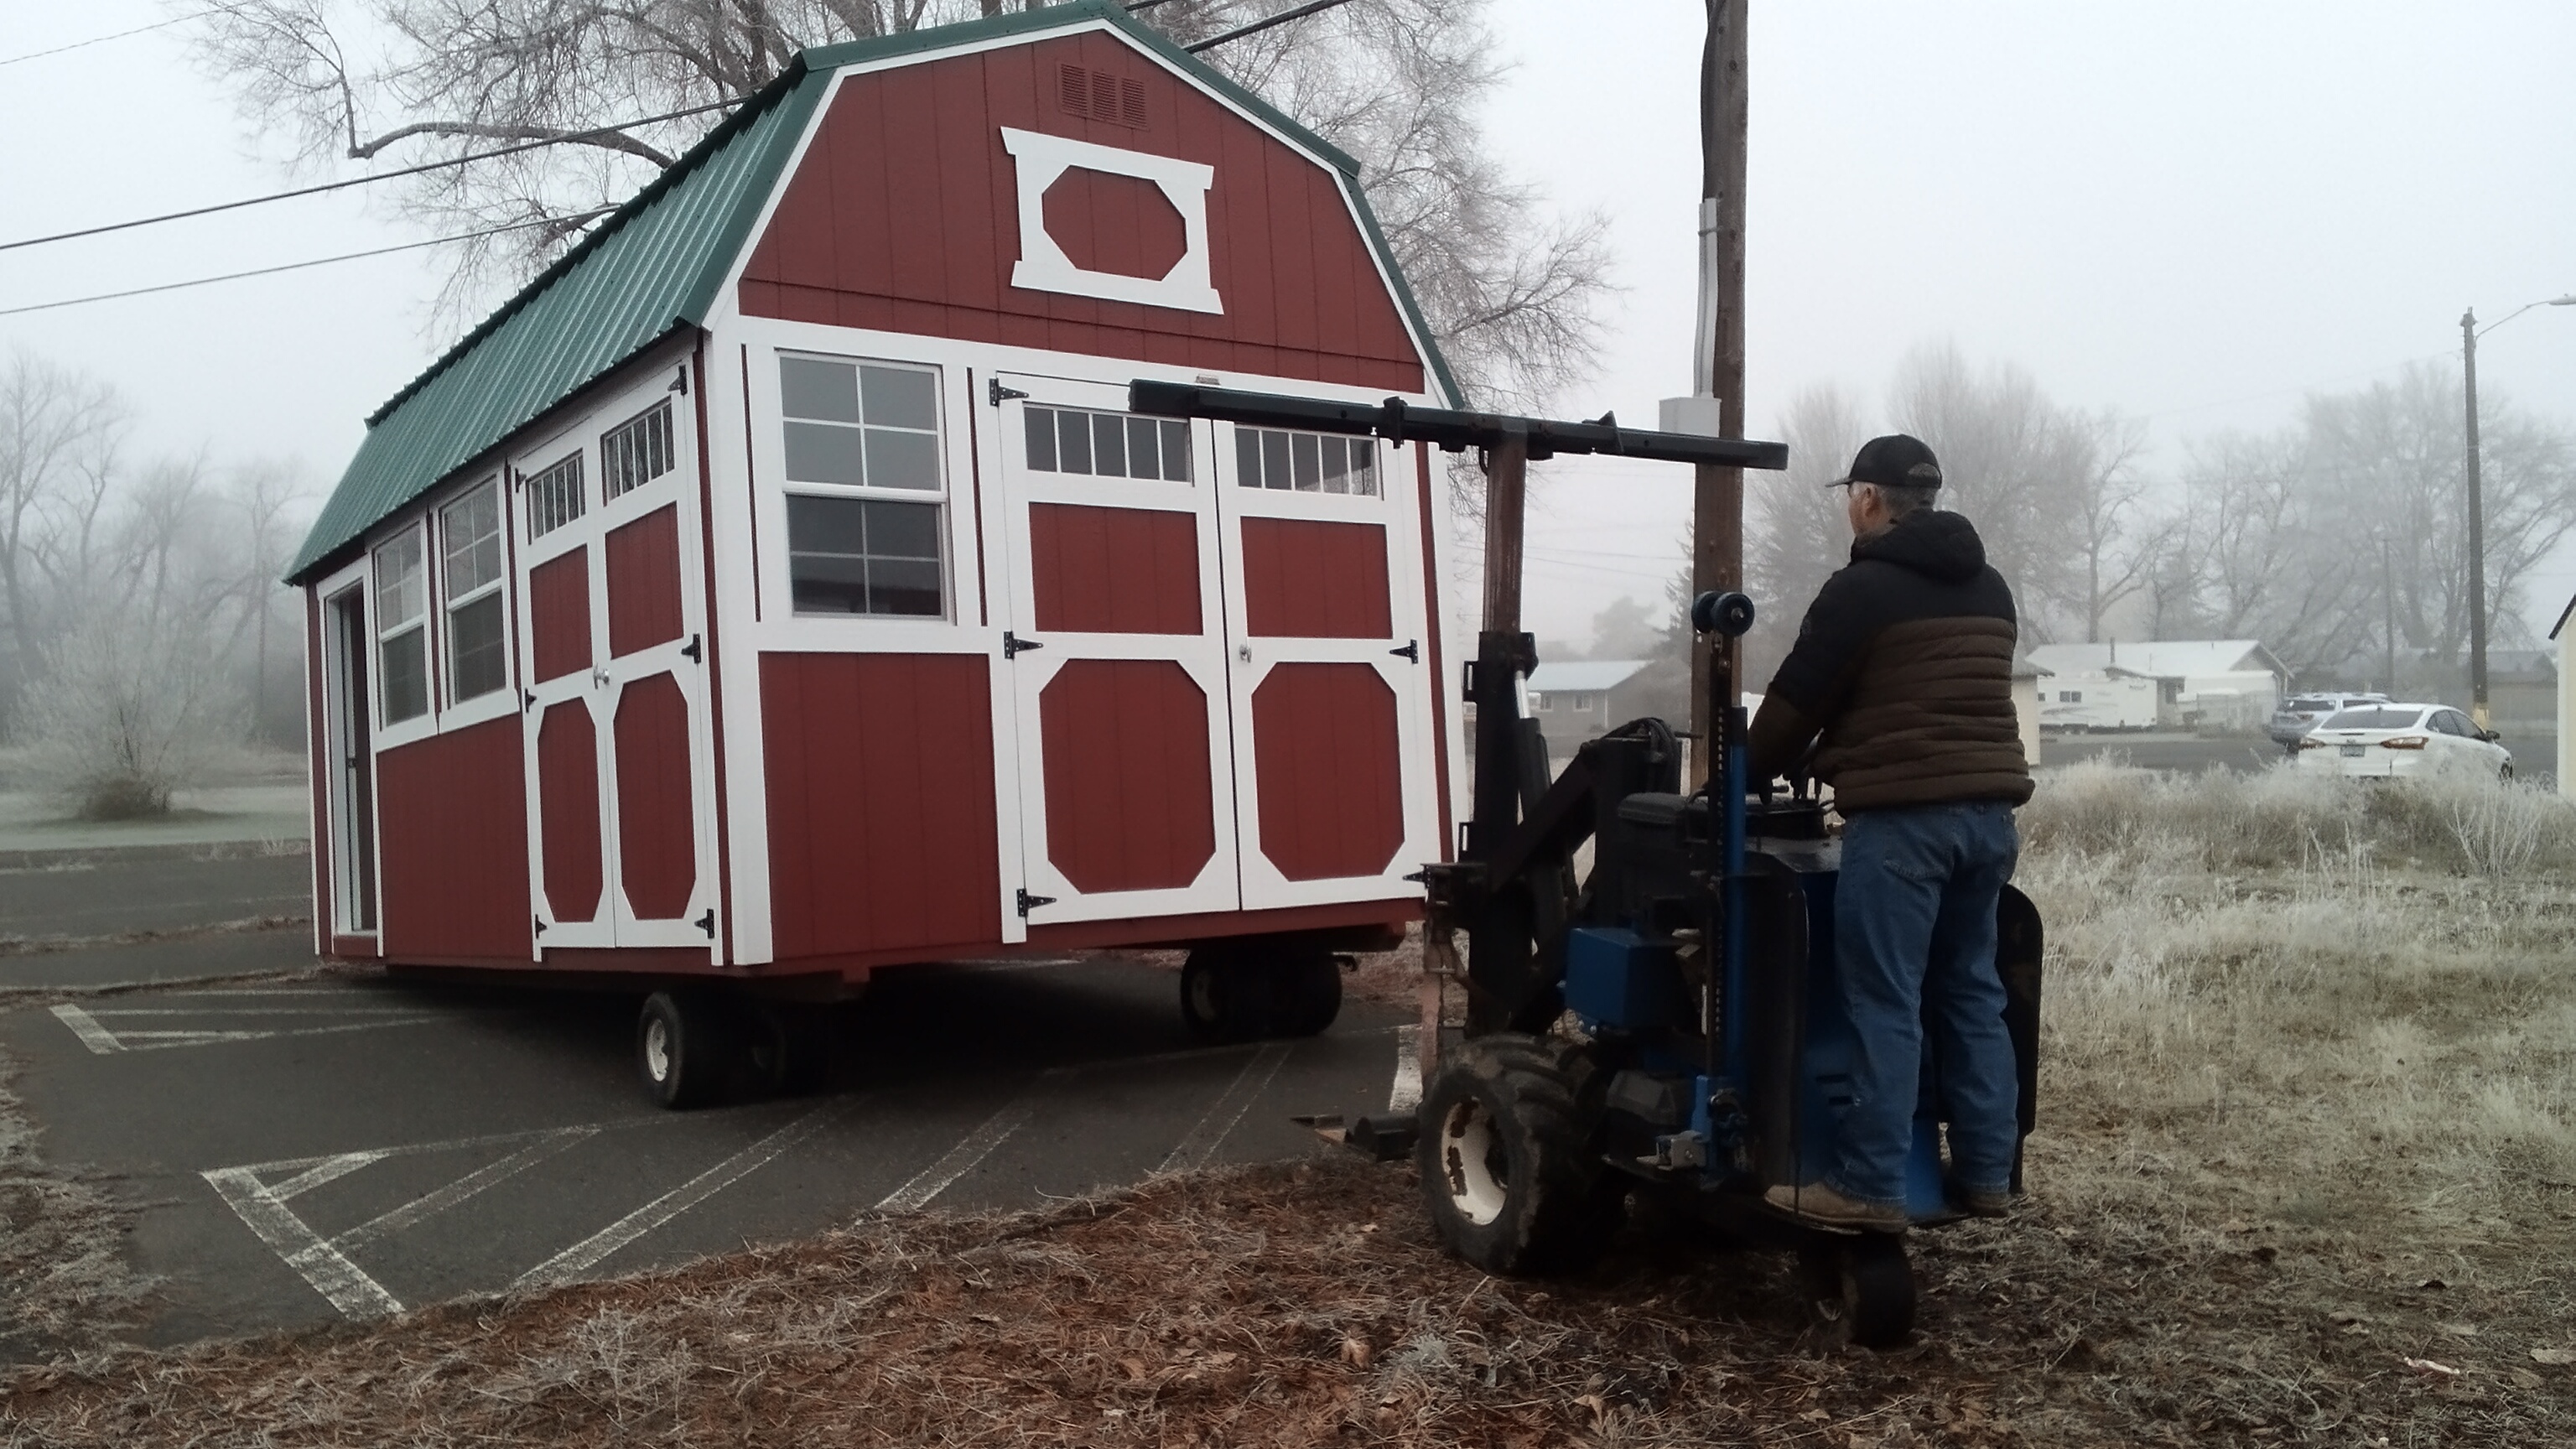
[[2293, 702, 2513, 782]]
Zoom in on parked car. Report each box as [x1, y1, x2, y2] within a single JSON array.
[[2267, 691, 2391, 750], [2292, 703, 2512, 782]]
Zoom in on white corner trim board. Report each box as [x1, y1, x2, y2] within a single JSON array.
[[1000, 126, 1223, 314]]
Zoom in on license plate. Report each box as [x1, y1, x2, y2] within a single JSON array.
[[2340, 744, 2365, 757]]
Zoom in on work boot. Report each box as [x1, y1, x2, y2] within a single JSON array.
[[1762, 1181, 1908, 1233], [1951, 1183, 2013, 1218]]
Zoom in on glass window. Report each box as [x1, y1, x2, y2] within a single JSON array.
[[440, 482, 507, 704], [374, 527, 429, 724], [787, 496, 943, 617], [782, 357, 942, 491], [1023, 405, 1192, 482], [2322, 707, 2426, 730], [602, 401, 675, 501], [779, 353, 949, 619], [1236, 426, 1378, 496], [527, 451, 585, 538]]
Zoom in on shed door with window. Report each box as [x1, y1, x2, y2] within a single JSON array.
[[995, 374, 1240, 925], [514, 390, 716, 951], [1215, 423, 1437, 908]]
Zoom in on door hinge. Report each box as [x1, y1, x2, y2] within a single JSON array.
[[1016, 888, 1057, 917], [695, 908, 715, 938], [522, 689, 536, 710], [989, 378, 1030, 407], [681, 632, 702, 663], [532, 915, 548, 935], [1004, 631, 1044, 659], [668, 365, 688, 396], [1390, 639, 1420, 663]]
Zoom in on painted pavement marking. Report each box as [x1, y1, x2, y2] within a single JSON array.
[[51, 1000, 440, 1054], [873, 1095, 1040, 1213], [1389, 1024, 1423, 1114], [1157, 1041, 1294, 1176]]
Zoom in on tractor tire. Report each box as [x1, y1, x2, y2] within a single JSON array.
[[1798, 1233, 1916, 1349], [636, 989, 735, 1110], [1415, 1032, 1623, 1275]]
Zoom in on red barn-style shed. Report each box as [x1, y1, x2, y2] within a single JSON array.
[[287, 2, 1464, 1104]]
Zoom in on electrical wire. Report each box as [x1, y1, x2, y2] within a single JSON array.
[[0, 210, 611, 319], [0, 95, 748, 256], [0, 9, 216, 69], [1184, 0, 1356, 52]]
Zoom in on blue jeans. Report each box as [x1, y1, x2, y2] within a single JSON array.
[[1827, 801, 2021, 1208]]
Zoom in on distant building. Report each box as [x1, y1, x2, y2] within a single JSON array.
[[1526, 659, 1649, 744], [2024, 640, 2288, 731]]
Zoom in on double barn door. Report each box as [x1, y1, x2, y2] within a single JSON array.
[[514, 397, 716, 952], [994, 374, 1437, 928]]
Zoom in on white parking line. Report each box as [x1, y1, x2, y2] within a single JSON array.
[[873, 1095, 1039, 1213], [49, 1001, 439, 1053], [48, 1004, 122, 1054], [514, 1100, 860, 1290], [335, 1126, 600, 1252], [1389, 1025, 1423, 1114], [1157, 1041, 1294, 1176], [203, 1159, 406, 1317]]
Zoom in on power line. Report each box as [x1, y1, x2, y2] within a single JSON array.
[[0, 210, 611, 319], [0, 96, 748, 256], [1185, 0, 1357, 52], [0, 9, 216, 69]]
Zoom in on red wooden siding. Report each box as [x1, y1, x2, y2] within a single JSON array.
[[1250, 662, 1403, 880], [1038, 658, 1214, 893], [536, 701, 603, 922], [527, 548, 593, 683], [613, 671, 697, 920], [737, 32, 1425, 393], [377, 718, 532, 959], [1240, 517, 1392, 638], [1029, 503, 1201, 635], [761, 652, 1002, 958], [1044, 167, 1187, 278], [606, 504, 686, 657]]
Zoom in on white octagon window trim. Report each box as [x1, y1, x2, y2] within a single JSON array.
[[1000, 126, 1222, 314]]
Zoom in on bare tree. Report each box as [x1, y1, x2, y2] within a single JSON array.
[[181, 0, 1612, 411], [1739, 381, 1869, 686], [2063, 408, 2157, 643], [0, 353, 121, 679]]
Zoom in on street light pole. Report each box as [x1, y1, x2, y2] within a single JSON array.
[[2461, 293, 2576, 732]]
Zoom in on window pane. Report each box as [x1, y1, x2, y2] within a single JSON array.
[[780, 356, 860, 423], [860, 365, 937, 430], [526, 454, 585, 538], [868, 558, 944, 616], [1320, 438, 1350, 494], [374, 532, 424, 627], [1161, 420, 1192, 481], [381, 626, 428, 723], [442, 485, 501, 597], [1261, 431, 1291, 491], [603, 402, 673, 499], [1025, 407, 1059, 471], [1292, 433, 1322, 491], [1057, 411, 1093, 474], [1353, 443, 1379, 496], [782, 421, 868, 486], [1126, 417, 1161, 480], [1093, 413, 1128, 477], [862, 427, 941, 490], [786, 493, 868, 553], [788, 555, 870, 614], [448, 593, 507, 702], [786, 496, 944, 619], [1236, 428, 1263, 487], [862, 498, 943, 559]]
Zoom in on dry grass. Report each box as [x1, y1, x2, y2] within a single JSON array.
[[0, 1053, 154, 1363], [4, 766, 2575, 1444]]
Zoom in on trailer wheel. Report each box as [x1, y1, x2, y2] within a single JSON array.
[[1414, 1033, 1620, 1275], [1180, 948, 1261, 1042], [1182, 944, 1343, 1041], [1798, 1233, 1915, 1348], [1270, 949, 1343, 1038], [636, 990, 732, 1109], [749, 1003, 836, 1098]]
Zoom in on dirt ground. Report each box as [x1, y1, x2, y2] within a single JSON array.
[[5, 765, 2576, 1445]]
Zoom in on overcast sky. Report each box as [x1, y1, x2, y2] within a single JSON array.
[[6, 2, 2576, 650]]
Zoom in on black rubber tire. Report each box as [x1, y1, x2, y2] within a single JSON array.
[[1181, 943, 1343, 1041], [749, 1003, 836, 1098], [636, 989, 732, 1110], [1798, 1233, 1916, 1348], [1270, 950, 1343, 1038], [1180, 947, 1261, 1043], [1414, 1033, 1622, 1276]]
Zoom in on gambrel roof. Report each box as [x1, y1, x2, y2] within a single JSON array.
[[288, 0, 1457, 584]]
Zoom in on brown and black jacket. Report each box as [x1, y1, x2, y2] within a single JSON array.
[[1745, 509, 2033, 812]]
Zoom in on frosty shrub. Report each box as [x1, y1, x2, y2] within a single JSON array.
[[19, 604, 244, 819]]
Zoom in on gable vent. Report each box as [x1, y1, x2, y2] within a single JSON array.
[[1057, 63, 1147, 129]]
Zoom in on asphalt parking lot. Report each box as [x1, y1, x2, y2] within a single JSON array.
[[3, 949, 1411, 1351], [0, 849, 310, 943]]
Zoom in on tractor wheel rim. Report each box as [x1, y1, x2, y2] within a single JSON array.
[[1437, 1098, 1508, 1226], [645, 1017, 672, 1082]]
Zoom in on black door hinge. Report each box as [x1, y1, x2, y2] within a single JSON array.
[[695, 908, 715, 938], [989, 378, 1030, 407], [668, 366, 688, 396], [1390, 639, 1420, 662], [1017, 888, 1057, 917], [532, 915, 547, 935], [522, 689, 537, 710], [1004, 631, 1044, 658], [681, 632, 702, 663]]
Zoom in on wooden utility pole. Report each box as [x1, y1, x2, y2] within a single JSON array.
[[2463, 307, 2490, 730], [1687, 0, 1749, 786]]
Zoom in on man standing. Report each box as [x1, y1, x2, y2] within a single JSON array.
[[1745, 434, 2033, 1232]]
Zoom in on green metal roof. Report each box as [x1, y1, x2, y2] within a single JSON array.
[[289, 0, 1457, 583]]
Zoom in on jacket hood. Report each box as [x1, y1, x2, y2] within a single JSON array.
[[1851, 509, 1987, 584]]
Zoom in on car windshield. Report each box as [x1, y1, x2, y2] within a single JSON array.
[[2288, 698, 2335, 711], [2322, 707, 2425, 730]]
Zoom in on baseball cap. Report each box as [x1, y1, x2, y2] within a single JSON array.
[[1830, 434, 1944, 490]]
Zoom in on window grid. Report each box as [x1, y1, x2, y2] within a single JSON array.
[[1023, 405, 1192, 483], [1234, 427, 1379, 496], [602, 401, 675, 501], [373, 527, 429, 725], [439, 482, 507, 704], [778, 353, 950, 620], [526, 452, 585, 538]]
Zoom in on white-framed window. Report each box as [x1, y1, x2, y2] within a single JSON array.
[[1571, 693, 1595, 712], [1024, 404, 1192, 481], [1533, 693, 1553, 712], [2059, 690, 2083, 704], [440, 481, 506, 704], [778, 352, 947, 618], [1235, 427, 1379, 496], [602, 399, 675, 501], [527, 450, 585, 538], [374, 525, 429, 724]]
